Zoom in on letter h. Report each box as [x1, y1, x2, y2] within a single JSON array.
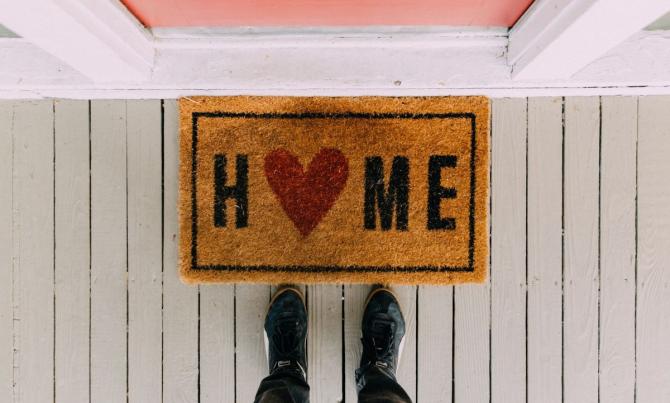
[[214, 154, 248, 228]]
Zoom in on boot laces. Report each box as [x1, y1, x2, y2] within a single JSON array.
[[270, 317, 305, 376], [363, 318, 396, 367]]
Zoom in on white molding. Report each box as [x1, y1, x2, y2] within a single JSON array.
[[152, 26, 508, 48], [1, 31, 670, 98], [509, 0, 670, 80], [0, 0, 154, 82]]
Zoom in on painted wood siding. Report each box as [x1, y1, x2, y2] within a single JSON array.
[[0, 96, 668, 402]]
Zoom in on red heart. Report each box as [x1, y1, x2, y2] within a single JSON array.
[[264, 148, 348, 237]]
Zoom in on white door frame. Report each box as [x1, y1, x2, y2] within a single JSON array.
[[0, 0, 669, 98]]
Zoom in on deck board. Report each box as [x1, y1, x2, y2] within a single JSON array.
[[0, 96, 667, 403], [490, 97, 526, 403], [0, 101, 13, 403], [417, 285, 453, 402], [54, 100, 90, 403], [563, 96, 600, 403], [163, 99, 200, 403], [90, 100, 128, 403], [12, 100, 54, 403], [599, 96, 637, 403], [199, 285, 235, 403], [637, 96, 670, 402], [307, 284, 343, 403], [127, 100, 163, 403], [526, 97, 563, 403]]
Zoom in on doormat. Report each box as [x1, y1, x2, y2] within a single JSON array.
[[179, 96, 489, 285]]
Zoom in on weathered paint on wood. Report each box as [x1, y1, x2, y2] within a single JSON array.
[[90, 100, 127, 403], [637, 95, 670, 403], [600, 96, 636, 403], [163, 99, 200, 403], [490, 97, 527, 403], [127, 100, 163, 403], [527, 97, 563, 403], [0, 96, 665, 403], [0, 101, 14, 403], [235, 285, 271, 403], [54, 100, 90, 403], [417, 285, 453, 402], [200, 285, 235, 403], [307, 284, 343, 402], [563, 96, 600, 403], [12, 100, 54, 403]]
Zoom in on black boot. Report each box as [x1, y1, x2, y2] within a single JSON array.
[[355, 287, 406, 388], [264, 287, 308, 382]]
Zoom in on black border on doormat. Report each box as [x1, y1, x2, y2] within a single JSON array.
[[190, 111, 478, 273]]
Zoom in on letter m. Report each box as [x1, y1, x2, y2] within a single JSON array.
[[364, 156, 409, 231]]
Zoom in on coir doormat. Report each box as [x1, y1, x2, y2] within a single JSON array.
[[179, 96, 489, 285]]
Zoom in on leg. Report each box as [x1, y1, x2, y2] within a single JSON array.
[[254, 287, 310, 403], [254, 372, 310, 403], [356, 288, 412, 403], [357, 367, 411, 403]]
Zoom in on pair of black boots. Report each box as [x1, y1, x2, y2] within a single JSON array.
[[254, 287, 412, 403]]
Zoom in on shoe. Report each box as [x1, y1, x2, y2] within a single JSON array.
[[356, 287, 406, 380], [264, 287, 308, 380]]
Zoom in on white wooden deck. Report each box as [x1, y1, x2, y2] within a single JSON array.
[[1, 97, 669, 403]]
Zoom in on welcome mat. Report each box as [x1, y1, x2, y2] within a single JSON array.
[[179, 96, 489, 285]]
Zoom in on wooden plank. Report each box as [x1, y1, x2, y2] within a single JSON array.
[[90, 100, 127, 403], [54, 100, 90, 403], [307, 284, 343, 403], [127, 100, 162, 403], [599, 96, 636, 403], [394, 286, 417, 402], [417, 286, 453, 402], [0, 101, 13, 403], [527, 97, 563, 403], [12, 100, 54, 403], [199, 285, 234, 403], [235, 284, 271, 403], [490, 97, 527, 403], [343, 285, 370, 402], [162, 99, 199, 403], [637, 95, 670, 403], [454, 283, 490, 403], [563, 96, 600, 403]]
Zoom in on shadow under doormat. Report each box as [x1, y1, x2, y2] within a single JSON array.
[[179, 96, 489, 285]]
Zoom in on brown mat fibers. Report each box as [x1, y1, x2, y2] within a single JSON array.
[[179, 96, 489, 285]]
